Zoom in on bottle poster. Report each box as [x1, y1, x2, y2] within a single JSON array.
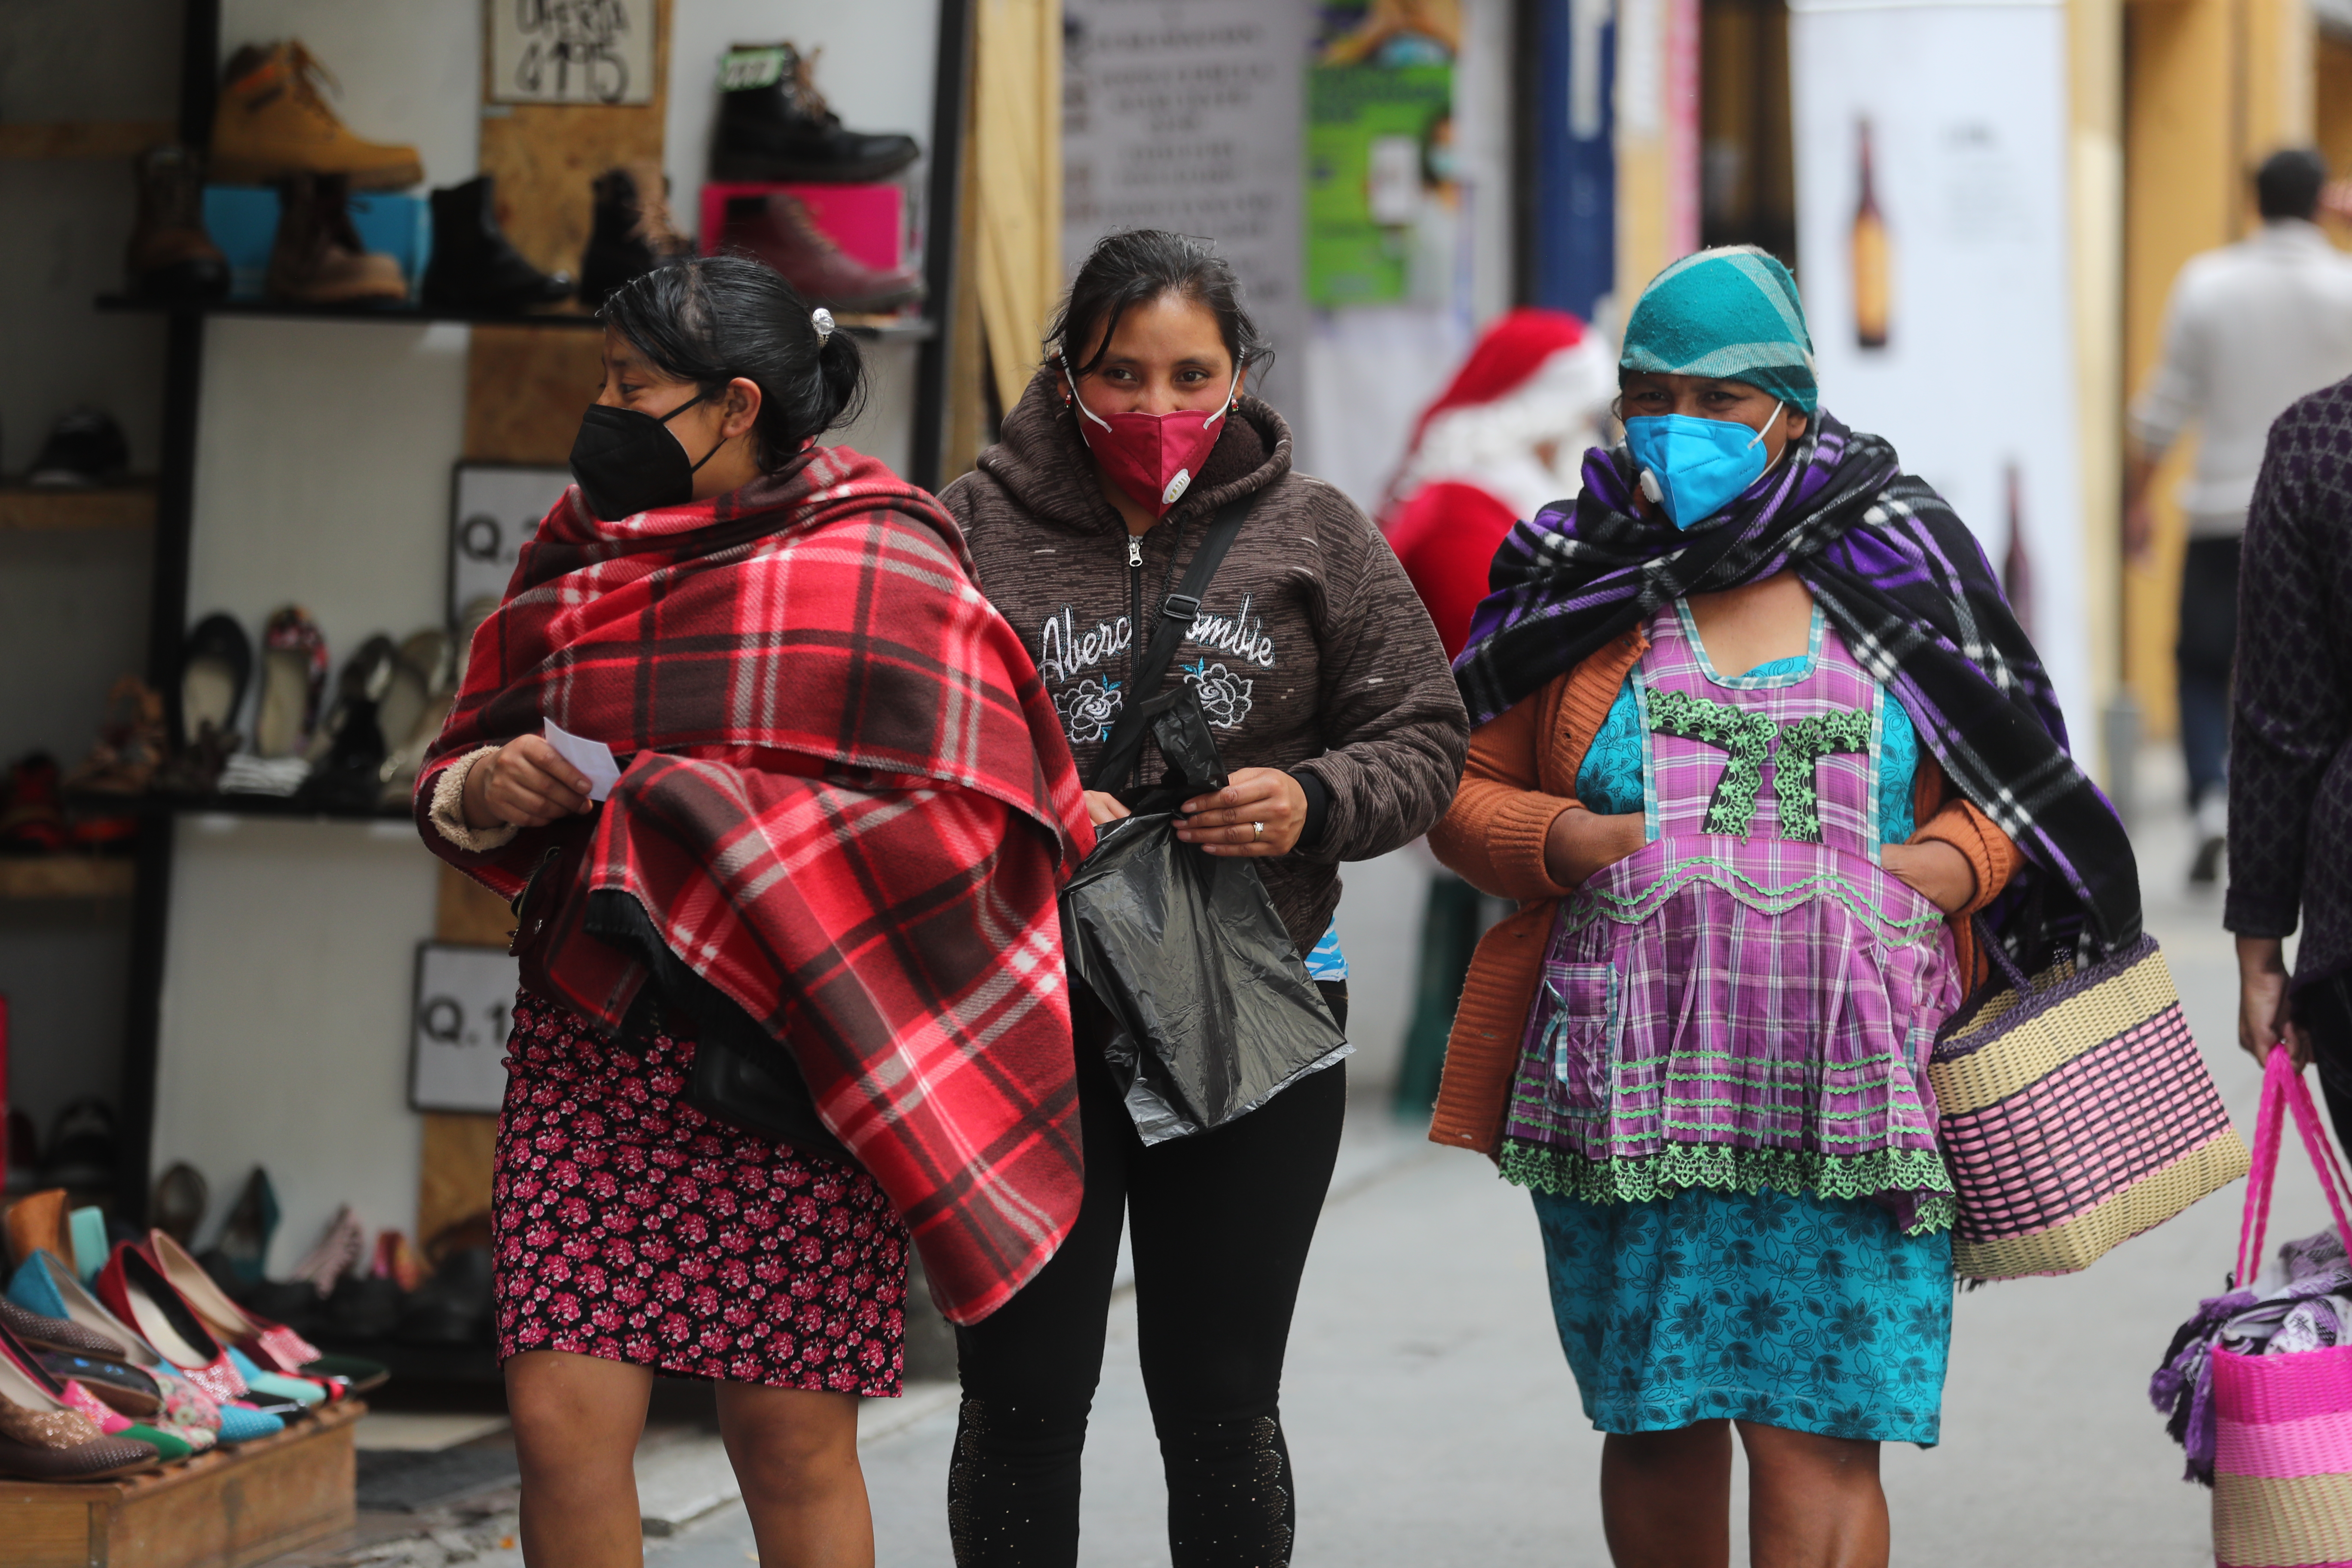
[[1789, 0, 2086, 731]]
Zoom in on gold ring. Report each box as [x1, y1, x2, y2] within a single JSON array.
[[1253, 821, 1264, 838]]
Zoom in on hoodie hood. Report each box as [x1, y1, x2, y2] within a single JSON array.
[[976, 361, 1295, 536]]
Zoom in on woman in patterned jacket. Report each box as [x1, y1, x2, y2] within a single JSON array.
[[1430, 247, 2138, 1566], [937, 229, 1469, 1566]]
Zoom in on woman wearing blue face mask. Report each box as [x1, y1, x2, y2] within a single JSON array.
[[1424, 247, 2139, 1566]]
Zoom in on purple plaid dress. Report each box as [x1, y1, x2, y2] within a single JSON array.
[[1507, 599, 1962, 1226], [1519, 600, 1963, 1443]]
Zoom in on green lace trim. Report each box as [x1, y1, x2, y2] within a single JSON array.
[[1773, 708, 1872, 843], [1500, 1141, 1958, 1237], [1565, 854, 1949, 947]]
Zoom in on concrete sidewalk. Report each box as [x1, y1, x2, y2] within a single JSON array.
[[640, 759, 2299, 1567]]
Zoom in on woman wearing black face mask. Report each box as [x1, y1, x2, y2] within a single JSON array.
[[413, 256, 1096, 1568]]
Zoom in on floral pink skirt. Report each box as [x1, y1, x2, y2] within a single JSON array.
[[491, 988, 908, 1395]]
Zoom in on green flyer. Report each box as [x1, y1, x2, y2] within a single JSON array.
[[1304, 63, 1454, 307]]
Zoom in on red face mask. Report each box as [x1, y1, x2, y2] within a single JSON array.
[[1067, 362, 1242, 517]]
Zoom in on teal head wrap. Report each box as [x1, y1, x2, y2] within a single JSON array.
[[1619, 245, 1818, 413]]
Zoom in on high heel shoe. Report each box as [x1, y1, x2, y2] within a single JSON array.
[[147, 1232, 316, 1373]]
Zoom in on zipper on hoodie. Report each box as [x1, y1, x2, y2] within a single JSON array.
[[1127, 532, 1144, 697]]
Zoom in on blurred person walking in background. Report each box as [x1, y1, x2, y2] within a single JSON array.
[[1379, 306, 1617, 1114], [2228, 365, 2352, 1150], [939, 230, 1467, 1567], [2125, 148, 2352, 884], [1430, 247, 2138, 1567], [417, 257, 1094, 1568]]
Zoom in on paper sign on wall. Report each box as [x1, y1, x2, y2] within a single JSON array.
[[410, 943, 522, 1114], [489, 0, 655, 106], [450, 464, 569, 628]]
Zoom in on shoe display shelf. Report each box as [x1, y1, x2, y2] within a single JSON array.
[[0, 483, 156, 533], [109, 791, 411, 826], [82, 0, 977, 1289], [0, 123, 178, 161], [94, 293, 938, 339], [0, 1397, 364, 1568], [0, 858, 136, 901]]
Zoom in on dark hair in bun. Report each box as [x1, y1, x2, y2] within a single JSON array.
[[598, 254, 865, 468]]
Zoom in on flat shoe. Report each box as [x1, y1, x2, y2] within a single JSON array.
[[0, 1294, 122, 1360], [7, 1249, 159, 1365], [147, 1231, 321, 1375], [252, 607, 327, 759], [175, 613, 252, 751], [95, 1243, 248, 1405], [298, 1352, 389, 1395], [34, 1352, 160, 1416], [0, 1322, 159, 1479]]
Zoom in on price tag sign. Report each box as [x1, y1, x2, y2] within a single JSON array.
[[410, 943, 523, 1114], [488, 0, 656, 106], [449, 464, 570, 628]]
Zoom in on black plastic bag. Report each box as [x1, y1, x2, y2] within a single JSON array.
[[1059, 689, 1350, 1143]]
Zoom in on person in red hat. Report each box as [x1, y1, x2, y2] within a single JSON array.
[[1381, 306, 1617, 658], [1383, 308, 1616, 1113]]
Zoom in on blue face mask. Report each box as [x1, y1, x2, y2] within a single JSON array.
[[1623, 402, 1782, 530]]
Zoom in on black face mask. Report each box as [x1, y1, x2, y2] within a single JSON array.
[[567, 391, 725, 521]]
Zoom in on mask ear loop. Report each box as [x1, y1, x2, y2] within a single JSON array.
[[658, 387, 731, 475], [1062, 357, 1244, 433], [1745, 401, 1784, 450]]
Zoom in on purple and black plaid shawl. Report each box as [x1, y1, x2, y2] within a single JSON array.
[[1453, 410, 2142, 956]]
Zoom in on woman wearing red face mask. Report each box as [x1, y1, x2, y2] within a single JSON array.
[[937, 231, 1469, 1565]]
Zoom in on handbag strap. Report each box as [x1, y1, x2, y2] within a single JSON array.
[[2237, 1045, 2352, 1285], [1089, 494, 1256, 793]]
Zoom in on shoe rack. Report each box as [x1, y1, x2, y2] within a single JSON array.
[[80, 0, 979, 1234]]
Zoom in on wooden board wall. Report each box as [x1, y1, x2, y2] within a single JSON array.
[[418, 0, 675, 1253]]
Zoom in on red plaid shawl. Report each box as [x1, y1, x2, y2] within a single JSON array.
[[420, 444, 1094, 1324]]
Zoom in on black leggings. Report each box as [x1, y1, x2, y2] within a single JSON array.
[[947, 987, 1349, 1567]]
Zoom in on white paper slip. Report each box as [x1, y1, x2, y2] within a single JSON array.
[[542, 720, 621, 802]]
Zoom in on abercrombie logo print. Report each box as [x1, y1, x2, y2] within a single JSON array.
[[1038, 596, 1277, 745]]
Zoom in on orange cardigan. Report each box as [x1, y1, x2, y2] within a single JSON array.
[[1424, 625, 2021, 1157]]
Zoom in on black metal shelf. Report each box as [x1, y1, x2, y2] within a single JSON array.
[[80, 790, 413, 824], [95, 294, 937, 340]]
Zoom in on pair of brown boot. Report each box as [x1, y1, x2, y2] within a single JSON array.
[[128, 40, 420, 306]]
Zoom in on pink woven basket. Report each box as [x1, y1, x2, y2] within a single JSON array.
[[2213, 1047, 2352, 1568]]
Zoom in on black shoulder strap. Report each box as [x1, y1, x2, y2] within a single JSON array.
[[1090, 493, 1256, 792]]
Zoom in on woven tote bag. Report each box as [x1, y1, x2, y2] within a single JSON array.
[[2211, 1046, 2352, 1568], [1930, 929, 2248, 1279]]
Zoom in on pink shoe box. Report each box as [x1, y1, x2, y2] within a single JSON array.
[[699, 182, 906, 273]]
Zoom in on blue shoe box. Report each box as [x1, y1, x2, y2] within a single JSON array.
[[203, 186, 433, 301]]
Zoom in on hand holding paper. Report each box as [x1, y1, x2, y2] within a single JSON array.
[[542, 720, 621, 802]]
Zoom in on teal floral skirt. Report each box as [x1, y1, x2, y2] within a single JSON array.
[[1531, 1187, 1953, 1445]]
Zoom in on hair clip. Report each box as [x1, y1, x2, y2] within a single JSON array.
[[811, 307, 836, 344]]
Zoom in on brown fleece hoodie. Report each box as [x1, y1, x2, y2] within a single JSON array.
[[941, 364, 1470, 956]]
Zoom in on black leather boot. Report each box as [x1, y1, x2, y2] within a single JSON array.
[[711, 42, 920, 183], [578, 162, 690, 308], [422, 175, 573, 313]]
